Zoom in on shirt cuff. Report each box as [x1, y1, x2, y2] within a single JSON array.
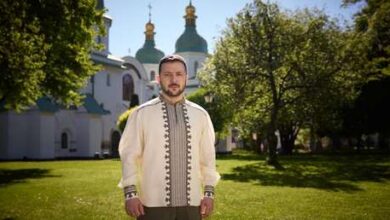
[[124, 185, 138, 200], [204, 185, 215, 199]]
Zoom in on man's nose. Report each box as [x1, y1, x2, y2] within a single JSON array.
[[171, 75, 179, 83]]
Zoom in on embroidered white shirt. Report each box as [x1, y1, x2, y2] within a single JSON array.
[[118, 97, 220, 207]]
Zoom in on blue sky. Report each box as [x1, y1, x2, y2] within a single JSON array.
[[104, 0, 364, 57]]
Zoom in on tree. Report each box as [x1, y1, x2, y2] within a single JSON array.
[[338, 0, 390, 151], [343, 0, 390, 77], [201, 1, 362, 164], [187, 87, 232, 137], [0, 0, 104, 112]]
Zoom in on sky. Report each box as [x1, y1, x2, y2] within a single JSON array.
[[104, 0, 364, 58]]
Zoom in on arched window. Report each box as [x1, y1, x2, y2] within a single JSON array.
[[192, 61, 199, 79], [106, 73, 111, 86], [61, 132, 68, 149], [194, 61, 199, 73], [150, 71, 156, 81], [123, 74, 134, 101]]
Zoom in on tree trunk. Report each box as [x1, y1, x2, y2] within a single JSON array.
[[309, 126, 322, 153], [266, 108, 282, 169], [280, 133, 294, 155]]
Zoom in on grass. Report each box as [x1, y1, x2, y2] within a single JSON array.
[[1, 150, 390, 220]]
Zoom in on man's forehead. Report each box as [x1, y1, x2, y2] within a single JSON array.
[[161, 62, 186, 70]]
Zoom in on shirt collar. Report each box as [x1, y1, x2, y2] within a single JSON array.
[[159, 93, 186, 105]]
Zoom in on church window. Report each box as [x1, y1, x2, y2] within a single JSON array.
[[61, 132, 68, 149], [192, 61, 199, 79], [123, 74, 134, 101], [194, 61, 199, 74], [150, 71, 156, 81], [106, 73, 111, 86]]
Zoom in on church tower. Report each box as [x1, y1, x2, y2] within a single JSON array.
[[135, 4, 165, 82], [175, 0, 208, 94], [96, 0, 112, 55]]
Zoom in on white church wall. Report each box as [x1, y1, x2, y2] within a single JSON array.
[[26, 111, 41, 159], [88, 116, 103, 156], [9, 112, 29, 159], [175, 52, 207, 80], [143, 63, 159, 81], [176, 51, 207, 96], [75, 113, 103, 157], [75, 113, 90, 157], [55, 110, 78, 158], [0, 111, 55, 159], [38, 113, 56, 159], [2, 112, 30, 159]]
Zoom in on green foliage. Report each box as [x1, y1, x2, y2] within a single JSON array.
[[187, 88, 232, 137], [201, 1, 364, 157], [344, 0, 390, 77], [116, 107, 137, 133], [0, 0, 105, 112]]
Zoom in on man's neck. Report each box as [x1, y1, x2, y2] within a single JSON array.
[[160, 93, 184, 105]]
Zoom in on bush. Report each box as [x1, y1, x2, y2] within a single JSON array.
[[116, 106, 137, 133]]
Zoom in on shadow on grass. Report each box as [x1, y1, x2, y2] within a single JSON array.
[[0, 168, 57, 187], [217, 151, 264, 161], [222, 155, 390, 192]]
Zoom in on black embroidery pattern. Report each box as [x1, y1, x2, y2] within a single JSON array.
[[161, 102, 171, 206], [204, 185, 215, 198], [124, 185, 138, 199], [182, 104, 192, 205]]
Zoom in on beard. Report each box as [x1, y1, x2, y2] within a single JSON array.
[[161, 82, 186, 97]]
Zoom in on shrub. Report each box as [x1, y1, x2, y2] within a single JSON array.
[[116, 106, 137, 133]]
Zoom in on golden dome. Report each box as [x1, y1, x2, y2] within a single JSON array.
[[146, 21, 154, 31], [185, 3, 196, 19]]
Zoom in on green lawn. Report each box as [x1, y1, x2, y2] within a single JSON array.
[[1, 150, 389, 220]]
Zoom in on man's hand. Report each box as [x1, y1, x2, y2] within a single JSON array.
[[200, 197, 214, 218], [125, 198, 145, 218]]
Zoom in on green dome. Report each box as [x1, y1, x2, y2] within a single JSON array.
[[175, 26, 208, 53], [136, 40, 165, 64]]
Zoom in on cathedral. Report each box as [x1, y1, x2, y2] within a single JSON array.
[[0, 0, 209, 159]]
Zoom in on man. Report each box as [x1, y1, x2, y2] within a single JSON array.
[[119, 54, 220, 220]]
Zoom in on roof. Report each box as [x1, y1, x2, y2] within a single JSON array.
[[91, 51, 125, 68], [175, 26, 208, 53], [136, 40, 165, 64], [0, 96, 59, 113], [36, 96, 59, 113], [83, 94, 110, 115]]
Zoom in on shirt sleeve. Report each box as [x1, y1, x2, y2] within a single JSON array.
[[118, 109, 144, 189], [199, 112, 221, 190]]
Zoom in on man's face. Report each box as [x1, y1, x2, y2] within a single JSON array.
[[158, 61, 187, 97]]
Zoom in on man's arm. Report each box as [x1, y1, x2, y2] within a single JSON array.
[[118, 109, 145, 217], [199, 112, 221, 218], [118, 109, 143, 189]]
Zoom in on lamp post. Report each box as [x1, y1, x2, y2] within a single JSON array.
[[204, 92, 214, 104]]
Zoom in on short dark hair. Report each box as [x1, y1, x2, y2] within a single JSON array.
[[158, 54, 187, 74]]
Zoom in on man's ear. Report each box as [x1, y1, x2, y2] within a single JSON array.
[[156, 74, 161, 85]]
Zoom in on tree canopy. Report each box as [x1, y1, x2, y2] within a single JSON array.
[[200, 0, 364, 163], [344, 0, 390, 77], [0, 0, 104, 111]]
